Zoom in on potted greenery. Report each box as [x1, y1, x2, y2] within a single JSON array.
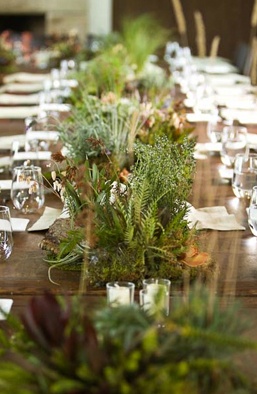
[[0, 282, 256, 393]]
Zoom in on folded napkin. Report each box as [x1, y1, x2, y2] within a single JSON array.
[[1, 82, 43, 93], [0, 299, 13, 320], [13, 151, 52, 162], [0, 106, 39, 119], [186, 205, 245, 231], [26, 130, 59, 142], [28, 206, 63, 231], [0, 134, 26, 150], [0, 179, 12, 190], [3, 72, 51, 84], [220, 108, 257, 125], [11, 218, 30, 231], [186, 113, 217, 123], [0, 93, 40, 105], [40, 103, 71, 112]]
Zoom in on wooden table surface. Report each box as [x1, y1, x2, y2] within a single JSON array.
[[1, 115, 257, 318]]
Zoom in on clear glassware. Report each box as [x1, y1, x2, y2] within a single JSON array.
[[248, 186, 257, 236], [0, 205, 13, 261], [220, 125, 248, 167], [11, 165, 45, 214], [141, 278, 171, 315], [232, 153, 257, 199], [106, 281, 135, 307]]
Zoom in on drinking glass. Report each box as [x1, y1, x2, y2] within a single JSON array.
[[106, 281, 135, 307], [248, 186, 257, 236], [0, 206, 13, 261], [141, 278, 171, 315], [207, 117, 223, 143], [220, 125, 248, 167], [232, 153, 257, 199], [11, 165, 45, 214]]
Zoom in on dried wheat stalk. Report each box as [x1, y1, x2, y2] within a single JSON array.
[[209, 35, 220, 58], [194, 10, 206, 57], [170, 0, 188, 46]]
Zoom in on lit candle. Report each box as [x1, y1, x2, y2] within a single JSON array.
[[108, 284, 130, 306]]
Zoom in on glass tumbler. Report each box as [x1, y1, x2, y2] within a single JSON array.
[[232, 153, 257, 199], [220, 125, 248, 167], [248, 186, 257, 236], [11, 165, 45, 214], [0, 206, 13, 261]]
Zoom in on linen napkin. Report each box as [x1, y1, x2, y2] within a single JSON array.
[[3, 72, 51, 84], [186, 205, 245, 231], [186, 113, 217, 123], [0, 105, 40, 119], [0, 134, 26, 150], [0, 82, 43, 93], [28, 206, 63, 232], [0, 93, 40, 105], [11, 218, 30, 232], [0, 299, 13, 320]]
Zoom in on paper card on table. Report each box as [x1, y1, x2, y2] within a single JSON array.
[[195, 142, 221, 152], [186, 205, 245, 231], [0, 299, 13, 320], [28, 206, 63, 232], [11, 218, 30, 232]]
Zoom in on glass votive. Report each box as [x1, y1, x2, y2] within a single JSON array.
[[106, 281, 135, 307], [141, 278, 171, 315], [248, 185, 257, 236], [11, 165, 45, 214], [232, 153, 257, 199], [0, 205, 13, 261]]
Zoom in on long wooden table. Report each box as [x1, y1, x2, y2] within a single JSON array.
[[1, 116, 257, 319]]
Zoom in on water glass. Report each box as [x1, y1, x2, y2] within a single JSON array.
[[232, 153, 257, 199], [248, 186, 257, 236], [207, 117, 223, 143], [0, 206, 13, 261], [220, 125, 248, 167], [106, 281, 135, 307], [141, 278, 171, 315], [11, 165, 45, 214]]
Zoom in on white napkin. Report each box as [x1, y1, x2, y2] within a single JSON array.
[[13, 151, 52, 161], [0, 134, 26, 150], [28, 206, 63, 231], [0, 299, 13, 320], [11, 218, 30, 231], [0, 106, 40, 119], [220, 108, 257, 125], [186, 205, 245, 231], [0, 93, 40, 105], [40, 103, 71, 112], [3, 72, 51, 84], [0, 179, 12, 190], [186, 113, 217, 123], [0, 82, 43, 93], [26, 130, 59, 142]]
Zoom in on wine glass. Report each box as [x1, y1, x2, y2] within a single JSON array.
[[248, 186, 257, 236], [11, 165, 45, 214]]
